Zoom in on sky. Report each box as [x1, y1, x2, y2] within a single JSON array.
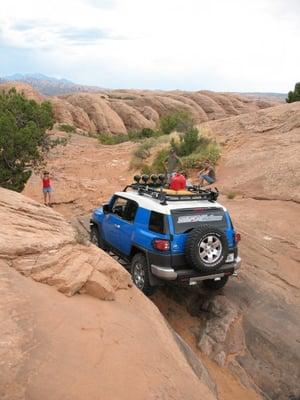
[[0, 0, 299, 92]]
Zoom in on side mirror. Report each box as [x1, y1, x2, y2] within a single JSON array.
[[103, 203, 110, 214]]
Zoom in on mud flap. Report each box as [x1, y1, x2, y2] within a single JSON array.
[[144, 251, 165, 287]]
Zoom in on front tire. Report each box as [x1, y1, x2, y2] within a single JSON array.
[[131, 253, 155, 296], [203, 276, 229, 290], [90, 225, 106, 250]]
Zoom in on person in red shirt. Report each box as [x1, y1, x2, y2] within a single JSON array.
[[170, 171, 186, 191], [41, 171, 53, 206]]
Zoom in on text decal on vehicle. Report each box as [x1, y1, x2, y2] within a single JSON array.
[[178, 215, 223, 224]]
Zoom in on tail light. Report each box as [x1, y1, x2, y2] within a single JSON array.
[[152, 239, 170, 251], [235, 233, 241, 243]]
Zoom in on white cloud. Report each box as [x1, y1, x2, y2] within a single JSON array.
[[0, 0, 299, 91]]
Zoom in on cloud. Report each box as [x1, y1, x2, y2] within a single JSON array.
[[84, 0, 116, 8], [0, 0, 299, 92], [12, 20, 41, 31]]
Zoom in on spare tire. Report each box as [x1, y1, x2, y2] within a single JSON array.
[[185, 225, 228, 272]]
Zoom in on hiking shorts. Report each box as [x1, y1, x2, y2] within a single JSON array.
[[201, 174, 215, 184], [43, 187, 53, 193]]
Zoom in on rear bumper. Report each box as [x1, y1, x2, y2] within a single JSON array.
[[151, 256, 242, 282]]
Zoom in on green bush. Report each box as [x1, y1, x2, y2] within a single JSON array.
[[181, 142, 220, 169], [147, 130, 219, 172], [140, 164, 152, 175], [160, 111, 194, 135], [128, 128, 158, 141], [132, 142, 152, 160], [98, 132, 129, 145], [98, 128, 159, 144], [59, 123, 75, 133], [227, 191, 237, 199], [286, 82, 300, 103], [171, 127, 208, 157], [129, 157, 144, 171], [151, 148, 170, 173], [129, 140, 156, 170], [0, 88, 54, 191]]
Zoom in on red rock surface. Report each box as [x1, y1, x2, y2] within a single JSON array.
[[0, 81, 44, 102], [201, 101, 300, 202], [0, 188, 217, 400], [0, 82, 279, 134]]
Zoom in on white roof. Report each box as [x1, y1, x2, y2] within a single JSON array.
[[114, 190, 226, 215]]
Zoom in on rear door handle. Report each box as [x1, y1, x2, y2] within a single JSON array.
[[114, 224, 120, 229]]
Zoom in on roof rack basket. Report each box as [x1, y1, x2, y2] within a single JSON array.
[[123, 175, 219, 205]]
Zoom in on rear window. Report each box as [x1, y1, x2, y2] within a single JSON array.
[[149, 211, 168, 234], [171, 208, 227, 234]]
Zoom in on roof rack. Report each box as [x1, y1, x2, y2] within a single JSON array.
[[123, 175, 219, 205]]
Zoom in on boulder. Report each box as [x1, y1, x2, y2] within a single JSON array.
[[0, 188, 131, 300]]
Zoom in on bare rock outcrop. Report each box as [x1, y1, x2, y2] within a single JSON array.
[[0, 81, 44, 102], [202, 101, 300, 202], [0, 81, 279, 135], [198, 295, 241, 368], [23, 133, 136, 218], [137, 105, 160, 123], [181, 197, 300, 399], [50, 97, 96, 132], [0, 188, 218, 400], [109, 100, 156, 131], [61, 93, 127, 134], [0, 187, 131, 301]]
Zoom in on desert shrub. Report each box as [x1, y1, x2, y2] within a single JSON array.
[[98, 132, 129, 145], [160, 111, 194, 135], [108, 95, 136, 100], [227, 192, 237, 199], [129, 157, 144, 170], [140, 164, 152, 175], [59, 123, 75, 133], [129, 140, 156, 170], [181, 142, 220, 169], [165, 127, 219, 169], [0, 88, 54, 191], [143, 128, 220, 173], [170, 127, 209, 157], [128, 128, 158, 141], [132, 141, 153, 159], [286, 82, 300, 103], [151, 148, 170, 173]]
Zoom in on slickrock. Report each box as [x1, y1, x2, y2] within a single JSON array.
[[60, 92, 128, 134], [0, 81, 279, 134], [0, 187, 131, 300], [23, 134, 136, 218], [198, 295, 240, 367], [0, 81, 44, 102], [109, 100, 156, 131], [202, 101, 300, 202], [0, 188, 218, 400]]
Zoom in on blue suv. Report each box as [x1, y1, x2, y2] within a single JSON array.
[[90, 176, 241, 295]]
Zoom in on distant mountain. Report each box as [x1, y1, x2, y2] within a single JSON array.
[[238, 92, 286, 102], [1, 73, 103, 96]]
